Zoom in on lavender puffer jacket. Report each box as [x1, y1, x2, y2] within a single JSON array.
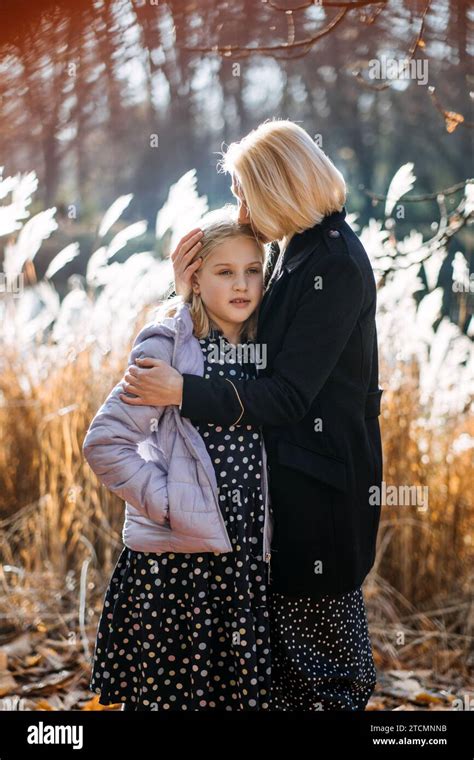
[[82, 300, 273, 566]]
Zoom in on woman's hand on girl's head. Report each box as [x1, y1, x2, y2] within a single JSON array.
[[171, 228, 204, 298], [119, 357, 183, 407]]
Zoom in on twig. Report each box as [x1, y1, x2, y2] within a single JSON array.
[[354, 0, 432, 91], [183, 8, 348, 60], [428, 87, 474, 130], [263, 0, 385, 10], [362, 179, 471, 203]]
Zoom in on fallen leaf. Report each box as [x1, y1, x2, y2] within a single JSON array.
[[414, 691, 444, 705], [25, 654, 43, 667], [19, 669, 74, 695], [81, 694, 121, 711], [33, 698, 56, 710], [36, 645, 69, 671], [0, 672, 18, 697]]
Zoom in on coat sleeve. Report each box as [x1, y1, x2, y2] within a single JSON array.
[[180, 251, 365, 426], [82, 328, 173, 525]]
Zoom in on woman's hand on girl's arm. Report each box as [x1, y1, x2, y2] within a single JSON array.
[[120, 357, 183, 407], [171, 227, 204, 298]]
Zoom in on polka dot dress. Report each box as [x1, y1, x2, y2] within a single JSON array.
[[267, 586, 377, 710], [89, 327, 271, 711]]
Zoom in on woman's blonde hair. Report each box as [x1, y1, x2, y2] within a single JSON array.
[[159, 207, 265, 341], [218, 119, 346, 245]]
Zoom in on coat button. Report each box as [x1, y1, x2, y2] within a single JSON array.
[[328, 229, 340, 238]]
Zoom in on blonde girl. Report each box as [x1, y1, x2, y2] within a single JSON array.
[[83, 211, 274, 711]]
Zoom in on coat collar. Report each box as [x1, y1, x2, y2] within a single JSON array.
[[258, 206, 346, 326], [279, 206, 347, 273]]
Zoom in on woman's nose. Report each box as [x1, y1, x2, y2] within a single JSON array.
[[237, 200, 251, 224]]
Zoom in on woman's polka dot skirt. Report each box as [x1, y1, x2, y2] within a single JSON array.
[[267, 586, 377, 710]]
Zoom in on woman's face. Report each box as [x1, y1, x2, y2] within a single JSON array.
[[192, 236, 264, 331], [231, 176, 251, 225], [231, 176, 272, 244]]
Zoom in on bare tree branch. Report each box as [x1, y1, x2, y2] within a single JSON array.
[[263, 0, 385, 10], [182, 5, 354, 60], [354, 0, 432, 91], [428, 87, 474, 131], [363, 180, 472, 204]]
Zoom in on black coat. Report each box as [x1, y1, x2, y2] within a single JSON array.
[[179, 206, 384, 598]]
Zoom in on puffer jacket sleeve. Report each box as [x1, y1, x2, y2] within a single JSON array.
[[82, 326, 174, 525]]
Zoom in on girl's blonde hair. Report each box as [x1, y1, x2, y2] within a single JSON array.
[[218, 119, 346, 246], [159, 208, 266, 341]]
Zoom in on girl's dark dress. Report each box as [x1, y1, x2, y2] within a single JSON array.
[[89, 328, 271, 711]]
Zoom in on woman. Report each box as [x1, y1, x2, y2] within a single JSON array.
[[119, 119, 384, 710]]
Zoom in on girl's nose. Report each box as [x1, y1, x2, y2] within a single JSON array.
[[233, 274, 248, 290]]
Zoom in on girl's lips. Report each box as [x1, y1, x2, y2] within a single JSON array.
[[229, 299, 251, 308]]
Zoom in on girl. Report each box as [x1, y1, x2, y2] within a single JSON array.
[[82, 212, 274, 711]]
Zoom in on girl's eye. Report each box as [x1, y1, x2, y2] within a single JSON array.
[[217, 268, 261, 276]]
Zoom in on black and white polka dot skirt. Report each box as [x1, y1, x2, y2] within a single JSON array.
[[89, 528, 271, 711], [267, 586, 377, 710]]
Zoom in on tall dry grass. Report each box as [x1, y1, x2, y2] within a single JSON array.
[[364, 359, 473, 677], [0, 330, 472, 678], [0, 312, 147, 655]]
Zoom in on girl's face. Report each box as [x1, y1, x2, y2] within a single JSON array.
[[192, 237, 264, 334]]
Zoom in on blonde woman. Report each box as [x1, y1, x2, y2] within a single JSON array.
[[120, 119, 384, 711]]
